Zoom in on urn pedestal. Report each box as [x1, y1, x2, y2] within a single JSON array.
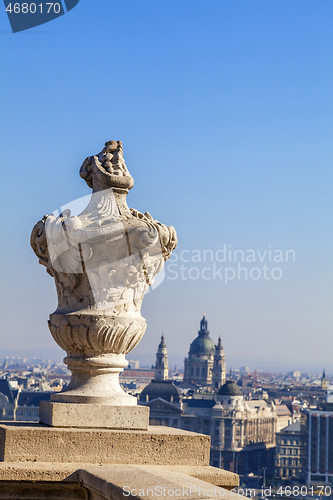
[[31, 140, 177, 429]]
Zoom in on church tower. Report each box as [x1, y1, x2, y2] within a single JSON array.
[[155, 334, 169, 381], [212, 334, 226, 391], [184, 314, 216, 386], [321, 368, 327, 391]]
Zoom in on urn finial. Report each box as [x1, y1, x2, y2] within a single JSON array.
[[31, 141, 177, 429], [79, 140, 134, 193]]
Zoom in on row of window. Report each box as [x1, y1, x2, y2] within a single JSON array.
[[184, 418, 226, 427], [16, 410, 38, 417], [276, 458, 300, 467], [279, 438, 299, 445], [279, 468, 298, 478], [214, 429, 232, 436], [280, 447, 300, 455], [190, 367, 207, 376]]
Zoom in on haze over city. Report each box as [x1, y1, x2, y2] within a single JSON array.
[[0, 1, 332, 373]]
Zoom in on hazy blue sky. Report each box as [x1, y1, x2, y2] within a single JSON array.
[[0, 1, 332, 373]]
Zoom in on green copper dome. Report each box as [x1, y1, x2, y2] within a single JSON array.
[[189, 336, 216, 355], [189, 315, 216, 356], [218, 380, 242, 396]]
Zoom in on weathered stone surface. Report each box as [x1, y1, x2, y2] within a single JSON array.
[[0, 463, 239, 489], [30, 140, 177, 427], [147, 465, 239, 489], [0, 462, 83, 482], [0, 426, 240, 498], [39, 401, 149, 429], [78, 465, 241, 500], [0, 481, 87, 500], [0, 466, 241, 500], [0, 424, 209, 465]]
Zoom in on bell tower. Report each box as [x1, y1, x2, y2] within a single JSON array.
[[321, 368, 327, 391], [155, 334, 169, 381], [212, 334, 226, 391]]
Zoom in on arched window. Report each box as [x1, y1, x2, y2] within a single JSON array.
[[196, 367, 200, 376], [191, 367, 194, 376], [202, 367, 206, 376]]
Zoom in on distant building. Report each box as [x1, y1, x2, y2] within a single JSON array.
[[119, 368, 155, 384], [0, 379, 51, 422], [184, 315, 225, 388], [303, 400, 333, 485], [178, 381, 277, 474], [15, 390, 51, 422], [321, 369, 327, 391], [139, 321, 276, 474], [154, 335, 169, 381], [140, 380, 181, 404], [0, 380, 15, 420], [127, 360, 140, 369], [208, 381, 276, 474], [212, 335, 226, 391], [144, 397, 182, 428], [140, 335, 181, 404], [275, 422, 307, 481], [275, 404, 292, 431]]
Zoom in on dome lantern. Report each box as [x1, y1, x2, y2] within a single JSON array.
[[189, 314, 215, 356]]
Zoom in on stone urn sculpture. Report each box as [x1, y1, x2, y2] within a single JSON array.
[[31, 140, 177, 428]]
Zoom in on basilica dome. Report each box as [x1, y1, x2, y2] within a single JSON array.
[[184, 314, 225, 388], [189, 336, 216, 355], [189, 315, 216, 356]]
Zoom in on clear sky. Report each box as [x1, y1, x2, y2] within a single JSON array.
[[0, 1, 332, 373]]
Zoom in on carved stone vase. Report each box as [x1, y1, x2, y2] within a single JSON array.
[[31, 140, 177, 428]]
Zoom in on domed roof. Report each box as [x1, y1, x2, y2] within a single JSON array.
[[189, 314, 216, 356], [218, 380, 243, 396], [189, 336, 216, 355], [141, 380, 180, 398]]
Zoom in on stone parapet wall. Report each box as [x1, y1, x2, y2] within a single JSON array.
[[0, 424, 209, 465], [0, 465, 240, 500], [0, 423, 241, 499]]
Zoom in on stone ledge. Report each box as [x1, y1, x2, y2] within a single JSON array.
[[39, 401, 149, 430], [0, 463, 239, 489], [144, 466, 239, 490], [0, 462, 83, 482], [0, 467, 242, 500], [0, 423, 241, 498], [0, 423, 210, 465], [78, 465, 242, 500]]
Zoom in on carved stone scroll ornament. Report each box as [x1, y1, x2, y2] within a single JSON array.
[[31, 141, 177, 411]]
